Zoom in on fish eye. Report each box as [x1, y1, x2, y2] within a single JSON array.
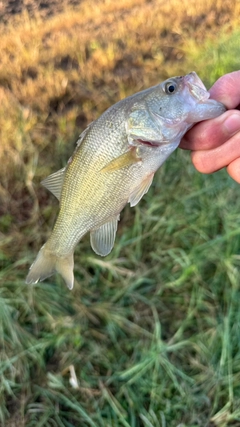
[[165, 81, 177, 94]]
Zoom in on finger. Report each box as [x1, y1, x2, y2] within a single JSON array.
[[190, 131, 240, 173], [227, 158, 240, 184], [180, 110, 240, 150], [209, 70, 240, 109]]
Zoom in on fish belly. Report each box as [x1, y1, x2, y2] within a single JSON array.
[[47, 138, 178, 257]]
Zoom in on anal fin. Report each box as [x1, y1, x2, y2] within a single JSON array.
[[129, 173, 154, 207], [90, 215, 120, 256]]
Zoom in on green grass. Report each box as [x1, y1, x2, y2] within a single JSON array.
[[2, 158, 240, 426], [1, 1, 240, 426], [184, 29, 240, 86]]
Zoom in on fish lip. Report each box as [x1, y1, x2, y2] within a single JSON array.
[[204, 98, 227, 114], [184, 72, 226, 113], [184, 72, 210, 102]]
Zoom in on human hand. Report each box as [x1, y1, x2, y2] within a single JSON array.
[[180, 71, 240, 183]]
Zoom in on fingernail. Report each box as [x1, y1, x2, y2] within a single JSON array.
[[224, 113, 240, 136]]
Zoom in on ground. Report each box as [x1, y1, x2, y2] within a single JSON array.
[[0, 0, 80, 22]]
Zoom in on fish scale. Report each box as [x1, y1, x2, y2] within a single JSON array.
[[26, 72, 226, 289]]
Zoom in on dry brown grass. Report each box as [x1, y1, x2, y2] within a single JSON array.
[[0, 0, 239, 244]]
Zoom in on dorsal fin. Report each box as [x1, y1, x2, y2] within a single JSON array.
[[41, 167, 66, 200], [76, 122, 93, 148], [41, 123, 93, 200]]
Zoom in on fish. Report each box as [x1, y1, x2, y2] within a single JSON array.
[[26, 71, 226, 289]]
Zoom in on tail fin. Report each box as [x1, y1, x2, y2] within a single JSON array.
[[26, 244, 74, 289]]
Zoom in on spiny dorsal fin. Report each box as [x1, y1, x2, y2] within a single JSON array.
[[41, 123, 93, 200], [76, 122, 93, 148], [90, 215, 120, 256], [41, 167, 66, 200], [129, 173, 154, 207], [100, 148, 141, 173]]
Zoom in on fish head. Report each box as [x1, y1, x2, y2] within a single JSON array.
[[142, 71, 226, 143]]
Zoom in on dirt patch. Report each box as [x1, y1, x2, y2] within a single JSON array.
[[0, 0, 81, 23]]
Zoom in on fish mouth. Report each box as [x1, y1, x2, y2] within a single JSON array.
[[184, 72, 210, 102], [136, 139, 160, 147], [183, 71, 226, 120]]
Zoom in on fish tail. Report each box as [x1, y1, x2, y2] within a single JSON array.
[[26, 243, 74, 290]]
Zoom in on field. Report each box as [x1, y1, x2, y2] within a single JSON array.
[[1, 0, 240, 425]]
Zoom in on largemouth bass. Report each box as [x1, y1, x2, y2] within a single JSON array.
[[26, 72, 226, 289]]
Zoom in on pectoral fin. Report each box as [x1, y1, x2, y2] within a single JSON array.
[[90, 215, 120, 256], [41, 168, 66, 200], [100, 148, 141, 173], [129, 173, 154, 207]]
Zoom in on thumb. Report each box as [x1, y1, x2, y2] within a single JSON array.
[[209, 70, 240, 109]]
